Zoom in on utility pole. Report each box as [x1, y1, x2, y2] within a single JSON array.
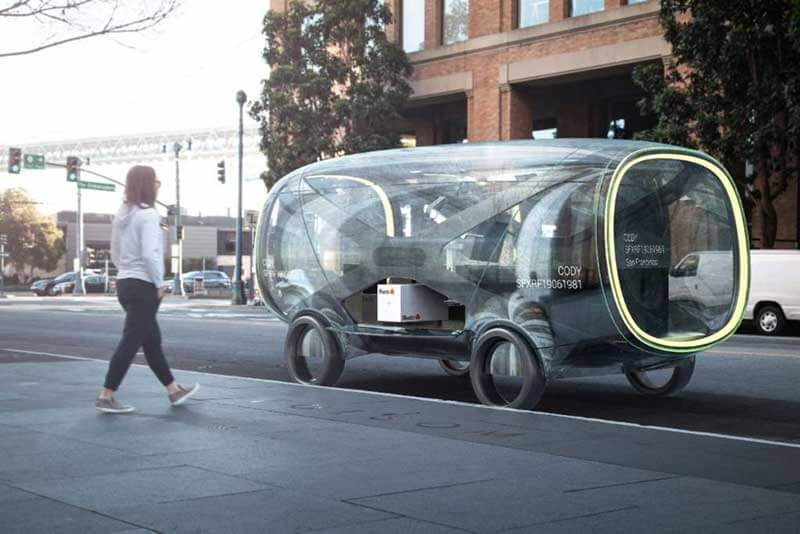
[[73, 167, 86, 295], [173, 142, 186, 296], [0, 233, 7, 298], [232, 90, 247, 304], [104, 253, 109, 293], [246, 210, 258, 302]]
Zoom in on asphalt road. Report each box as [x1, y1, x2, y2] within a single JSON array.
[[2, 295, 799, 442]]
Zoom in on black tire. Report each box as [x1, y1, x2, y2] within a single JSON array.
[[438, 359, 470, 377], [625, 356, 695, 397], [755, 305, 785, 336], [470, 327, 546, 410], [285, 314, 345, 386]]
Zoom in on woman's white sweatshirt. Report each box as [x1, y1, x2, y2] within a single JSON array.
[[110, 203, 165, 287]]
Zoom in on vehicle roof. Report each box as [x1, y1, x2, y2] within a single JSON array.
[[277, 139, 683, 188]]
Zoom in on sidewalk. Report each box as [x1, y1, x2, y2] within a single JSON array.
[[2, 353, 800, 533]]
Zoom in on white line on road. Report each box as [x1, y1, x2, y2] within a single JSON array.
[[3, 347, 800, 451], [707, 348, 800, 359]]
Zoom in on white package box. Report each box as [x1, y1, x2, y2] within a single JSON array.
[[377, 284, 447, 323]]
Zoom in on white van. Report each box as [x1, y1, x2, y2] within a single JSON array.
[[746, 250, 800, 335]]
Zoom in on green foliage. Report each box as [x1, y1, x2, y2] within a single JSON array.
[[635, 0, 800, 248], [0, 189, 64, 280], [250, 0, 412, 190], [250, 1, 338, 190]]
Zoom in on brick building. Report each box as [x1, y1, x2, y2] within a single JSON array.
[[385, 0, 662, 145], [267, 0, 799, 247]]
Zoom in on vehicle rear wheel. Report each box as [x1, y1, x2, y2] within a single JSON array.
[[470, 327, 546, 410], [625, 356, 695, 397], [285, 314, 345, 386], [755, 305, 785, 336], [438, 359, 470, 377]]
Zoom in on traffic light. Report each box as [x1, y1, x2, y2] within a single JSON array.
[[66, 156, 80, 182], [7, 147, 21, 174], [86, 247, 96, 265], [177, 225, 184, 241], [217, 160, 225, 184]]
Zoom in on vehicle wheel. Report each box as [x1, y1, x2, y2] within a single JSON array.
[[625, 356, 695, 397], [470, 327, 546, 410], [755, 305, 785, 336], [438, 359, 470, 377], [285, 314, 345, 386]]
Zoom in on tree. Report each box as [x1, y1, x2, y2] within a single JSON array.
[[0, 189, 64, 281], [250, 0, 412, 190], [634, 0, 800, 248], [249, 2, 340, 189], [0, 0, 179, 59], [318, 0, 413, 155]]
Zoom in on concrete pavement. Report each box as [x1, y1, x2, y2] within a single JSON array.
[[2, 352, 800, 533]]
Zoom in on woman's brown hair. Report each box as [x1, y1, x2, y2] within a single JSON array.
[[125, 165, 158, 207]]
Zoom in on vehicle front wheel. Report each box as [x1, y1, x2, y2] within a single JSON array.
[[470, 327, 546, 410], [284, 314, 345, 386], [625, 356, 695, 397], [755, 305, 785, 336], [438, 359, 470, 377]]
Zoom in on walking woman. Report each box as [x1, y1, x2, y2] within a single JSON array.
[[96, 165, 198, 414]]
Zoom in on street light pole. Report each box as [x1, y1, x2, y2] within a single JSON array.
[[73, 174, 86, 295], [173, 142, 186, 297], [232, 90, 247, 304], [0, 233, 7, 298]]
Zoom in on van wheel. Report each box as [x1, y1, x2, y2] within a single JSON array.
[[470, 327, 546, 410], [438, 359, 470, 377], [756, 305, 785, 336], [625, 356, 695, 397], [285, 314, 345, 386]]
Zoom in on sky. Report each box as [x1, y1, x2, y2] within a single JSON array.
[[0, 0, 270, 216]]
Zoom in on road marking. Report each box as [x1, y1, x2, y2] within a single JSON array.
[[3, 346, 800, 451], [707, 349, 800, 359]]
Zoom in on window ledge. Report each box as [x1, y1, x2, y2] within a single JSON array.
[[407, 1, 659, 66]]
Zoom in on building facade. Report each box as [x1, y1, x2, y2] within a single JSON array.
[[266, 0, 799, 248], [387, 0, 664, 145]]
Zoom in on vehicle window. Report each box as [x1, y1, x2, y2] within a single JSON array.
[[613, 158, 737, 338], [671, 254, 699, 277]]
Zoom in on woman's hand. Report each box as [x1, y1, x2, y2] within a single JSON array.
[[158, 287, 167, 300]]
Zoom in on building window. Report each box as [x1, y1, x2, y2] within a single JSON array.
[[571, 0, 604, 17], [518, 0, 549, 28], [627, 0, 648, 4], [442, 0, 469, 45], [402, 0, 425, 52]]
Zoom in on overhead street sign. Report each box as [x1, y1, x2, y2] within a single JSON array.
[[78, 181, 115, 192], [23, 154, 45, 169]]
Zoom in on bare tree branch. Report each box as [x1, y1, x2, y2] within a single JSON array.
[[0, 1, 33, 16], [0, 0, 179, 58], [1, 0, 94, 18]]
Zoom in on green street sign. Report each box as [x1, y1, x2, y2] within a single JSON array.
[[78, 181, 115, 192], [23, 154, 45, 169]]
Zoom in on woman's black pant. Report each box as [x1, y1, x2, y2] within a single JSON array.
[[104, 278, 174, 391]]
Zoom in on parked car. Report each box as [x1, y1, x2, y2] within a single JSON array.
[[30, 278, 54, 296], [52, 274, 114, 295], [182, 271, 231, 293], [745, 250, 800, 335], [43, 272, 77, 296]]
